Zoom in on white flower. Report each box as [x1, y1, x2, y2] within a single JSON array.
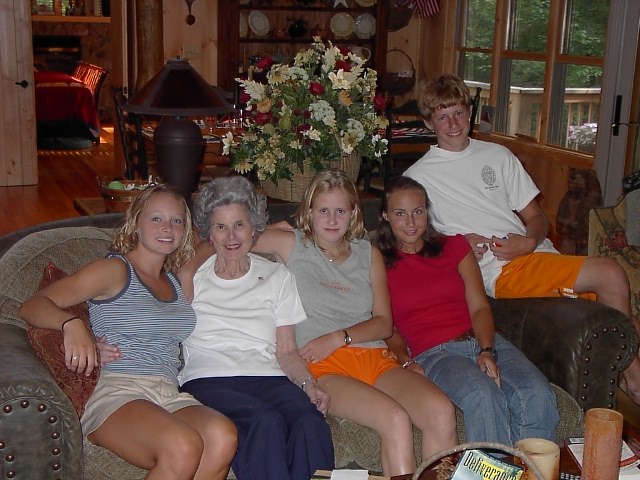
[[228, 38, 388, 182]]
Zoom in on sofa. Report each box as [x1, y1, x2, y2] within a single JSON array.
[[1, 198, 637, 479], [589, 192, 640, 321]]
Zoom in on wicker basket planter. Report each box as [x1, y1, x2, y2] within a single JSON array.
[[260, 152, 362, 202], [98, 177, 155, 213]]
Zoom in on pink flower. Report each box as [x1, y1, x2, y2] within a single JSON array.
[[309, 82, 325, 95], [256, 57, 274, 70], [255, 112, 272, 125], [374, 94, 387, 113], [335, 60, 351, 72], [295, 124, 311, 134]]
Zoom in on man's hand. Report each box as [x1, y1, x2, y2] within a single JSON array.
[[489, 233, 536, 261], [464, 233, 491, 261]]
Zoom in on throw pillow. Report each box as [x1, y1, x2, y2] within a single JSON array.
[[27, 262, 99, 417]]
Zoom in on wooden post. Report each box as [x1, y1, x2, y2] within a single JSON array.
[[134, 0, 164, 90]]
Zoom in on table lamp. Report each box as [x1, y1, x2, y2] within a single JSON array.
[[123, 58, 232, 199]]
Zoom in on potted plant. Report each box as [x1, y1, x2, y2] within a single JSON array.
[[222, 38, 389, 201]]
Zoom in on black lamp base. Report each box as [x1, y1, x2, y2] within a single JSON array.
[[153, 116, 205, 199]]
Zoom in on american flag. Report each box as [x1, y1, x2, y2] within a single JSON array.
[[397, 0, 441, 18]]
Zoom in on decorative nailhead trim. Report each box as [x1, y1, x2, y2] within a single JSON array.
[[53, 462, 61, 470], [48, 415, 57, 424], [3, 405, 12, 413], [51, 432, 60, 440], [6, 454, 14, 462], [38, 404, 47, 412], [20, 400, 29, 408], [52, 447, 61, 455]]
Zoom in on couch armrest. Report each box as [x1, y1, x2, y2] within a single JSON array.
[[0, 323, 83, 479], [489, 297, 638, 411]]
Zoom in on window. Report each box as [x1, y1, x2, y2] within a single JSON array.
[[457, 0, 610, 153]]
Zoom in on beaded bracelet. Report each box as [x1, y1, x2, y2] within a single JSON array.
[[61, 316, 81, 332]]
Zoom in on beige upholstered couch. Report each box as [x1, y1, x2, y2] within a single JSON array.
[[589, 193, 640, 321], [2, 205, 637, 478]]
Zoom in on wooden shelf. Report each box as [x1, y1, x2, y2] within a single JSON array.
[[32, 15, 110, 24], [217, 1, 388, 92]]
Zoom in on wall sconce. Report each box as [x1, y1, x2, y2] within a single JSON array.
[[123, 58, 232, 199]]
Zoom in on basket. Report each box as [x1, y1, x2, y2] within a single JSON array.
[[98, 177, 155, 213], [384, 48, 416, 95], [412, 442, 545, 480], [261, 152, 361, 202]]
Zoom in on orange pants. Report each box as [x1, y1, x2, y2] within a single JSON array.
[[308, 347, 399, 386]]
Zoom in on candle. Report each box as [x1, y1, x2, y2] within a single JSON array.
[[582, 408, 623, 480], [515, 438, 560, 480]]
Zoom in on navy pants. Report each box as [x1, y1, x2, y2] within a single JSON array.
[[181, 376, 334, 480]]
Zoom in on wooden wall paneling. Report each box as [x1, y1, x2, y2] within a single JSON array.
[[474, 132, 595, 242], [420, 1, 457, 82], [163, 0, 219, 84], [0, 0, 37, 186], [387, 16, 421, 104]]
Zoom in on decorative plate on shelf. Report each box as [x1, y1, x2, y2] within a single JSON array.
[[239, 13, 249, 38], [355, 0, 377, 6], [248, 10, 270, 37], [330, 13, 355, 39], [355, 13, 376, 39]]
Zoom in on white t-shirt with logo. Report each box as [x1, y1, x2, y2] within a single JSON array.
[[404, 138, 557, 296]]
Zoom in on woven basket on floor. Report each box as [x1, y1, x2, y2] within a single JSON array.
[[261, 152, 362, 202], [413, 442, 545, 480]]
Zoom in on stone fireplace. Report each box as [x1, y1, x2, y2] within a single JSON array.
[[32, 21, 113, 123]]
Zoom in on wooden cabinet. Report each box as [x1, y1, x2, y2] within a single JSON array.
[[217, 1, 388, 93]]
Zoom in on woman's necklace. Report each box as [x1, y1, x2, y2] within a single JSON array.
[[316, 240, 351, 263]]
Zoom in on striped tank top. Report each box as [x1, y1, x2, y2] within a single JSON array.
[[88, 254, 197, 382]]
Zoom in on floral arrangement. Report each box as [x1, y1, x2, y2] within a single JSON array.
[[222, 38, 389, 183]]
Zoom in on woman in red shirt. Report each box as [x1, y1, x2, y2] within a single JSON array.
[[375, 176, 558, 445]]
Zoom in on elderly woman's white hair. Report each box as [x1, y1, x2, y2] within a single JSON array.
[[193, 176, 269, 241]]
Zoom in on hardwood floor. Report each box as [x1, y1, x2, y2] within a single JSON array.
[[0, 126, 120, 236]]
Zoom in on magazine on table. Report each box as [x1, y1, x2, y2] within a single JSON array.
[[450, 449, 523, 479], [566, 437, 640, 478]]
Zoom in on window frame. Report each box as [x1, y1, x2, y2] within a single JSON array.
[[456, 0, 606, 153]]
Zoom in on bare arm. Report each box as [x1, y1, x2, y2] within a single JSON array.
[[385, 327, 425, 375], [177, 229, 296, 301], [177, 239, 215, 301], [489, 199, 548, 261], [298, 245, 394, 361], [253, 228, 296, 263], [459, 251, 500, 385], [19, 258, 127, 375], [275, 325, 330, 415]]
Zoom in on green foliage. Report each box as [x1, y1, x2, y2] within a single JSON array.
[[464, 0, 610, 88]]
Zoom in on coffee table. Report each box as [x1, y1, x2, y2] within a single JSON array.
[[314, 446, 582, 480]]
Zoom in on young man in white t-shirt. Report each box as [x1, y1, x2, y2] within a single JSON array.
[[404, 73, 640, 403]]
